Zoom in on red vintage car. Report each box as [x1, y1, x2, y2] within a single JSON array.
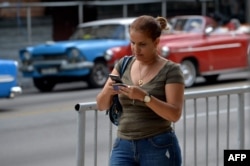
[[104, 15, 250, 87]]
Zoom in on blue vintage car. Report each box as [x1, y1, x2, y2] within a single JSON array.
[[0, 59, 22, 98], [19, 18, 135, 92]]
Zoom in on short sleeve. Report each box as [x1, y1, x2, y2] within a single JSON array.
[[165, 62, 184, 84], [114, 58, 123, 76]]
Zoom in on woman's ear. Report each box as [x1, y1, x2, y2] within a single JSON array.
[[154, 37, 160, 46]]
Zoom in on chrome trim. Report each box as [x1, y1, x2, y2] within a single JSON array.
[[33, 60, 67, 66], [0, 75, 14, 83], [61, 61, 94, 70], [21, 61, 94, 71], [176, 43, 241, 53], [161, 46, 170, 57], [201, 67, 249, 76], [104, 49, 114, 61], [20, 65, 34, 72], [10, 86, 22, 98]]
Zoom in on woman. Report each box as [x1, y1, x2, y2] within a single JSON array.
[[96, 15, 184, 166]]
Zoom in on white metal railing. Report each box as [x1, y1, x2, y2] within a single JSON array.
[[75, 84, 250, 166]]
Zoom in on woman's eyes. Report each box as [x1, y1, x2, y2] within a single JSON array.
[[131, 42, 146, 47]]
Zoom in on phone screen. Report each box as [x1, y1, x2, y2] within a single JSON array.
[[112, 83, 127, 90]]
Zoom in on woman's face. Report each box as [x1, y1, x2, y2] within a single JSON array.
[[129, 30, 159, 61]]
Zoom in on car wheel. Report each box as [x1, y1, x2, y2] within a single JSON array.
[[33, 78, 55, 92], [87, 61, 109, 88], [180, 60, 197, 88], [204, 75, 219, 84]]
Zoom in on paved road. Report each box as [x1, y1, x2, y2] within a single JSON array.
[[0, 76, 249, 166], [0, 82, 96, 166]]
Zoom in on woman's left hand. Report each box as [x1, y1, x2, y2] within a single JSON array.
[[119, 85, 146, 101]]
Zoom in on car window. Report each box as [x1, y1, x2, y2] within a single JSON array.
[[185, 19, 202, 32], [70, 24, 125, 40], [172, 18, 203, 33], [173, 19, 187, 31]]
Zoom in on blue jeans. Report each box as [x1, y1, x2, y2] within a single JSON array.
[[110, 131, 182, 166]]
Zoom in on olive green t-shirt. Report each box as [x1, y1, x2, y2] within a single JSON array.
[[115, 56, 184, 140]]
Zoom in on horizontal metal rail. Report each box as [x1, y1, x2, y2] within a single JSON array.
[[75, 84, 250, 166], [0, 0, 213, 8]]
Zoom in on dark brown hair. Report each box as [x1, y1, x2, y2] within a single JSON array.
[[129, 15, 169, 41]]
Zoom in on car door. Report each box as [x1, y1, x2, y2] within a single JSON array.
[[204, 32, 248, 71], [0, 60, 18, 98]]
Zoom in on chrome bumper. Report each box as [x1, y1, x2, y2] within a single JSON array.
[[10, 86, 22, 98]]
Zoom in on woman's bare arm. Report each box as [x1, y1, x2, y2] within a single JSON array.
[[96, 69, 120, 111]]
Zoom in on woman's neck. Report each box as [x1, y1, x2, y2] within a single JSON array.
[[138, 55, 160, 66]]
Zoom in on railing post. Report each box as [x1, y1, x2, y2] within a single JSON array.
[[161, 1, 167, 18], [238, 93, 245, 149], [183, 101, 186, 166], [94, 110, 98, 166], [108, 122, 113, 166], [78, 3, 83, 24], [122, 4, 128, 17], [194, 98, 197, 166], [77, 110, 86, 166], [26, 6, 32, 44]]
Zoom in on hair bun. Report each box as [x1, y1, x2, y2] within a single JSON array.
[[156, 17, 169, 30]]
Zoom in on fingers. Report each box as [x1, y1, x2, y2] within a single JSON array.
[[120, 86, 146, 101], [107, 81, 119, 94], [120, 85, 132, 97]]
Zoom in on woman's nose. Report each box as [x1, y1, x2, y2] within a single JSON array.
[[133, 45, 140, 53]]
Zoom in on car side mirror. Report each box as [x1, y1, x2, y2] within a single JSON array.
[[205, 26, 213, 35]]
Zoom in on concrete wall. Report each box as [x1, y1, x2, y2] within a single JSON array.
[[0, 17, 52, 61]]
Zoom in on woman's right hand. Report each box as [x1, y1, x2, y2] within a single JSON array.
[[107, 81, 120, 96], [96, 69, 121, 111]]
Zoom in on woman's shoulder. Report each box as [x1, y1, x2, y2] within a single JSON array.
[[118, 55, 135, 64], [163, 59, 181, 70], [162, 59, 184, 84]]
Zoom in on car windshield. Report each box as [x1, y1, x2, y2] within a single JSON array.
[[172, 18, 203, 33], [70, 24, 125, 40]]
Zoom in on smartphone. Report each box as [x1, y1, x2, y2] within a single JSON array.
[[112, 83, 127, 90], [109, 74, 123, 83]]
